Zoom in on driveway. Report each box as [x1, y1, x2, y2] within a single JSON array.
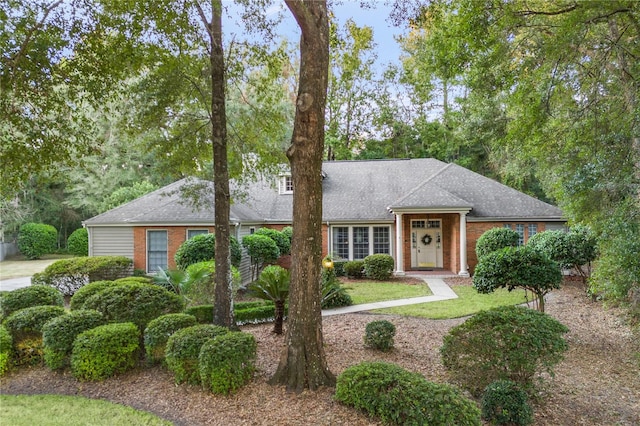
[[0, 277, 32, 292]]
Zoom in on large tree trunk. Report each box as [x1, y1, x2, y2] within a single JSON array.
[[270, 0, 335, 392], [200, 0, 235, 329]]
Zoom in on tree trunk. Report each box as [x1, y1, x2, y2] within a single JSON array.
[[202, 0, 235, 329], [270, 0, 335, 392], [273, 300, 285, 335]]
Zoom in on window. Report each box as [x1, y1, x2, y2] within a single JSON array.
[[353, 227, 369, 260], [279, 175, 293, 194], [412, 220, 426, 229], [503, 224, 513, 230], [333, 227, 349, 259], [427, 220, 441, 229], [187, 229, 208, 239], [515, 224, 525, 246], [373, 227, 390, 254], [528, 224, 538, 240], [147, 230, 168, 273]]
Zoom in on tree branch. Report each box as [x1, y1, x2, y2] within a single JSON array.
[[515, 3, 578, 17]]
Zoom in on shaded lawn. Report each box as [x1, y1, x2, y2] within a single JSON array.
[[344, 280, 433, 304]]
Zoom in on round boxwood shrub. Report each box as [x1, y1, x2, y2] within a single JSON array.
[[475, 227, 519, 260], [42, 309, 105, 370], [82, 282, 184, 331], [481, 380, 533, 426], [363, 254, 395, 280], [174, 234, 242, 270], [255, 227, 291, 256], [199, 331, 256, 395], [0, 285, 64, 320], [364, 320, 396, 352], [71, 322, 140, 381], [17, 223, 57, 260], [343, 260, 365, 279], [67, 228, 89, 256], [144, 313, 197, 364], [0, 325, 12, 376], [335, 361, 481, 425], [165, 324, 229, 385], [69, 280, 117, 310], [440, 305, 569, 396]]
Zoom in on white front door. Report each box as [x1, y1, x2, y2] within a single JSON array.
[[411, 220, 443, 269]]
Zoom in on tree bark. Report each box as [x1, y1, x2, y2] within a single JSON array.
[[269, 0, 335, 392], [200, 0, 235, 329]]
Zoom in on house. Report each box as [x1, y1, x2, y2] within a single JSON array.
[[83, 158, 565, 281]]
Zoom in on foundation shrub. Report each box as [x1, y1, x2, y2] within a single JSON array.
[[17, 223, 57, 260], [144, 313, 197, 364], [67, 228, 88, 256], [165, 324, 229, 385], [335, 361, 481, 425], [254, 227, 291, 256], [476, 227, 519, 259], [183, 305, 213, 324], [343, 260, 365, 279], [364, 320, 396, 352], [0, 325, 12, 376], [199, 332, 256, 394], [42, 310, 105, 370], [69, 281, 117, 310], [71, 322, 140, 381], [363, 254, 395, 281], [481, 380, 533, 426], [82, 282, 184, 331], [441, 305, 569, 396], [174, 234, 242, 270], [321, 263, 353, 309], [0, 285, 64, 320]]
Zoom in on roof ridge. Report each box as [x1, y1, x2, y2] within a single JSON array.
[[388, 163, 454, 208]]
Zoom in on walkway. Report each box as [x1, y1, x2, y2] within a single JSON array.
[[322, 276, 458, 317], [0, 276, 31, 291]]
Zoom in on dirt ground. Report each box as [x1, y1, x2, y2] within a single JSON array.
[[1, 278, 638, 425]]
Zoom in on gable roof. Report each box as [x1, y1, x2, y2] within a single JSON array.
[[84, 158, 563, 226]]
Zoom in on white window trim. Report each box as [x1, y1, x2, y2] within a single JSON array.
[[146, 229, 168, 273], [186, 229, 209, 239], [329, 225, 393, 261], [279, 175, 293, 194]]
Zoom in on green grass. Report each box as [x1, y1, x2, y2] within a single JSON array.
[[0, 254, 73, 280], [344, 280, 432, 304], [0, 394, 172, 426], [372, 285, 529, 319]]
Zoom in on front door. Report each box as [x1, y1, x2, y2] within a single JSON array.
[[411, 220, 443, 269]]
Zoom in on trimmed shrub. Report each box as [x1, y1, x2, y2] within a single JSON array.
[[17, 223, 57, 260], [364, 320, 396, 352], [475, 227, 519, 259], [185, 302, 280, 325], [42, 309, 105, 370], [481, 380, 533, 426], [165, 324, 229, 385], [199, 331, 257, 394], [242, 234, 280, 280], [69, 280, 117, 310], [441, 305, 569, 396], [321, 270, 353, 309], [67, 228, 89, 256], [343, 260, 365, 279], [0, 285, 64, 320], [335, 362, 481, 425], [174, 234, 242, 270], [333, 260, 347, 277], [184, 305, 214, 324], [71, 322, 140, 381], [114, 276, 153, 285], [364, 254, 395, 281], [82, 282, 184, 331], [0, 325, 12, 376], [255, 227, 291, 256], [144, 313, 197, 364], [31, 256, 133, 296]]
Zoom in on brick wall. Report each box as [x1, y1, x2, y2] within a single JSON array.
[[133, 226, 215, 272]]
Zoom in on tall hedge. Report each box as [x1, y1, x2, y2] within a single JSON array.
[[67, 228, 89, 256], [17, 223, 57, 259]]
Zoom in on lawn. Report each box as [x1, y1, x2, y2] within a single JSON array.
[[0, 254, 73, 280], [343, 280, 432, 304], [0, 394, 171, 426]]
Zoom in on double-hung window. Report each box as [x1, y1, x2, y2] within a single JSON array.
[[515, 224, 525, 246], [187, 229, 208, 239], [147, 230, 168, 273], [331, 226, 391, 260]]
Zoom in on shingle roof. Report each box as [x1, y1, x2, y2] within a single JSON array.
[[84, 158, 563, 226]]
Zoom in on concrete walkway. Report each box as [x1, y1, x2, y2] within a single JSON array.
[[322, 276, 458, 317], [0, 276, 31, 292]]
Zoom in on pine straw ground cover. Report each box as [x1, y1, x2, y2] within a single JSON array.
[[1, 278, 638, 425]]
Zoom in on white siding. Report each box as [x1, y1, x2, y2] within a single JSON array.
[[88, 226, 134, 259], [236, 225, 258, 286]]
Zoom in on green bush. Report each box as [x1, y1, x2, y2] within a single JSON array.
[[42, 310, 105, 370], [335, 362, 481, 425], [255, 227, 291, 256], [363, 254, 395, 280], [242, 234, 280, 280], [441, 305, 569, 396], [247, 265, 289, 334], [17, 223, 57, 260], [333, 260, 347, 277], [69, 280, 117, 310], [481, 380, 533, 426], [114, 276, 153, 285], [199, 332, 256, 394], [183, 261, 241, 306], [364, 320, 396, 352], [82, 282, 184, 331], [475, 227, 519, 259], [67, 228, 89, 256], [71, 322, 140, 381], [174, 234, 242, 270], [144, 313, 197, 364], [343, 260, 365, 279], [31, 256, 133, 296], [0, 285, 64, 320], [184, 302, 280, 325], [321, 272, 353, 309], [184, 305, 214, 324], [0, 325, 12, 377], [165, 324, 229, 385]]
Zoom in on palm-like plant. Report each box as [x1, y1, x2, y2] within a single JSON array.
[[153, 266, 211, 306], [247, 265, 290, 334]]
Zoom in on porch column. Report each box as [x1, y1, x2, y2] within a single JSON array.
[[458, 212, 470, 277], [394, 213, 405, 275]]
